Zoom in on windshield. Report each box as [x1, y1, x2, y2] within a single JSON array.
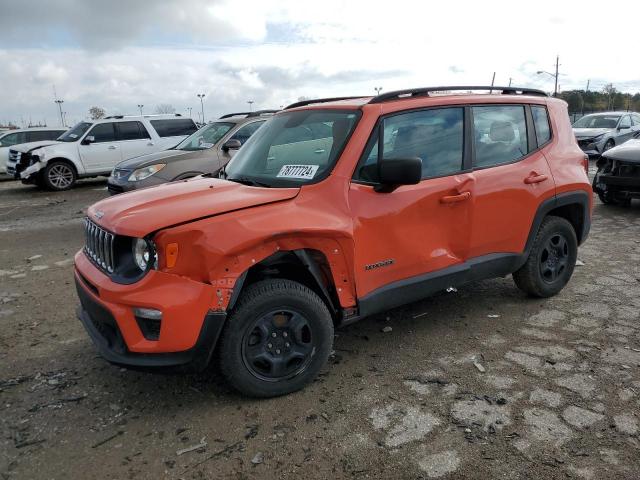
[[224, 110, 360, 187], [58, 122, 91, 142], [573, 114, 621, 129], [175, 122, 234, 151]]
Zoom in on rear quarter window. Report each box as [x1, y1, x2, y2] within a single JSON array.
[[531, 106, 552, 146], [149, 119, 198, 137]]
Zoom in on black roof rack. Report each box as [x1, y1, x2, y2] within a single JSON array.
[[219, 109, 279, 119], [369, 86, 548, 104], [284, 96, 366, 110]]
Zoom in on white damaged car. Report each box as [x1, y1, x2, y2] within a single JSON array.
[[7, 114, 197, 190]]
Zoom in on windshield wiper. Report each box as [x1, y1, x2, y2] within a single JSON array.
[[226, 176, 271, 188]]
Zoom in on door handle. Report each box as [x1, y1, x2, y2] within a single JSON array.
[[314, 149, 325, 154], [108, 145, 117, 150], [440, 191, 471, 204], [147, 142, 154, 146], [524, 173, 548, 184]]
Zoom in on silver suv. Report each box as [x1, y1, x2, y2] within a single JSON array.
[[106, 110, 276, 194], [573, 111, 640, 156]]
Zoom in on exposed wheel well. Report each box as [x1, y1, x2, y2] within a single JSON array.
[[46, 158, 78, 175], [233, 249, 340, 323], [546, 203, 585, 244]]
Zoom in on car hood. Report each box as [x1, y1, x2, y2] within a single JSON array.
[[602, 139, 640, 163], [11, 140, 61, 153], [116, 149, 207, 170], [87, 177, 300, 237], [572, 128, 611, 138]]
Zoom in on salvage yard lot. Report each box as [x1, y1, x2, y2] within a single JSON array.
[[1, 179, 639, 479]]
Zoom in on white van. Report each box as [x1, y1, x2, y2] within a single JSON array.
[[0, 127, 67, 174], [7, 115, 197, 190]]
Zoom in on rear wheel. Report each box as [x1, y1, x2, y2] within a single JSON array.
[[218, 279, 334, 397], [43, 160, 76, 191], [513, 216, 577, 298]]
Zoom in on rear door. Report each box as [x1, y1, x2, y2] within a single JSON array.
[[349, 106, 473, 299], [79, 123, 122, 172], [468, 103, 555, 257], [115, 121, 153, 160]]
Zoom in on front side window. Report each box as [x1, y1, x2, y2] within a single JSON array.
[[473, 105, 528, 168], [87, 123, 117, 143], [176, 122, 234, 151], [116, 121, 150, 140], [59, 122, 91, 142], [229, 121, 266, 145], [224, 110, 360, 187], [150, 119, 198, 137], [531, 106, 552, 146]]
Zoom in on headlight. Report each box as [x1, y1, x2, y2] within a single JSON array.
[[132, 238, 157, 271], [128, 164, 166, 182], [37, 150, 46, 162], [593, 134, 605, 142]]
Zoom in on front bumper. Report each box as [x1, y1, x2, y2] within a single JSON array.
[[577, 138, 606, 156], [74, 251, 226, 371], [593, 171, 640, 198], [107, 173, 166, 195]]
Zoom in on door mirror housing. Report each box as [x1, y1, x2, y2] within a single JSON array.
[[82, 135, 95, 145], [375, 157, 422, 192], [222, 139, 242, 152]]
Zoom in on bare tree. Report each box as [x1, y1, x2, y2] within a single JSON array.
[[155, 104, 176, 114], [88, 106, 105, 120]]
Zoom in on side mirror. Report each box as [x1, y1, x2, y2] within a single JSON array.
[[82, 135, 95, 145], [375, 157, 422, 192], [221, 139, 242, 152]]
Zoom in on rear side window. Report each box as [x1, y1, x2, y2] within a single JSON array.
[[356, 108, 464, 181], [116, 121, 150, 140], [150, 119, 197, 137], [0, 132, 26, 146], [531, 106, 551, 146], [87, 123, 117, 143], [473, 105, 528, 168], [229, 121, 266, 145], [27, 130, 65, 142]]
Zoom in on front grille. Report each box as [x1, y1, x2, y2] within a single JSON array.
[[83, 218, 116, 274], [107, 183, 124, 195], [8, 149, 21, 163]]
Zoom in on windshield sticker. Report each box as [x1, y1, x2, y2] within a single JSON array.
[[276, 164, 319, 179], [199, 142, 214, 149]]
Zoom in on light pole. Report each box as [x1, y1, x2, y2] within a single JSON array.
[[187, 107, 192, 118], [247, 100, 254, 112], [137, 104, 144, 115], [197, 94, 205, 123], [374, 87, 383, 95], [54, 99, 64, 126], [537, 55, 560, 96]]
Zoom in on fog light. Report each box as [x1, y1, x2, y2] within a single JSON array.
[[133, 308, 162, 341], [133, 307, 162, 320]]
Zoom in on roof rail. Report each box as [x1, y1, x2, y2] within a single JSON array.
[[102, 113, 183, 119], [284, 96, 366, 110], [368, 86, 548, 104], [219, 109, 279, 119]]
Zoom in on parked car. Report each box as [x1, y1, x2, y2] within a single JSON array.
[[572, 111, 640, 156], [74, 86, 591, 397], [6, 114, 197, 190], [592, 138, 640, 206], [0, 127, 67, 174], [106, 110, 276, 194]]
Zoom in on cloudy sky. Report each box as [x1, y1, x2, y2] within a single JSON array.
[[1, 0, 639, 127]]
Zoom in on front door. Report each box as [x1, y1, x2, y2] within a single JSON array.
[[349, 107, 472, 299], [79, 123, 122, 172]]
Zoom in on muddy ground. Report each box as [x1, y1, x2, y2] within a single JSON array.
[[1, 174, 639, 480]]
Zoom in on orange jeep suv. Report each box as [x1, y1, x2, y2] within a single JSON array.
[[74, 86, 592, 397]]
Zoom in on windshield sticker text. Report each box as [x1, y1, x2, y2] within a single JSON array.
[[277, 164, 319, 179]]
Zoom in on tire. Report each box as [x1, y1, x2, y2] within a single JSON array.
[[602, 139, 615, 153], [218, 279, 334, 397], [513, 216, 577, 298], [43, 160, 76, 191]]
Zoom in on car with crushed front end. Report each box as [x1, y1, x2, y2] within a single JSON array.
[[75, 86, 592, 397], [592, 138, 640, 206], [572, 111, 640, 156], [106, 110, 276, 194]]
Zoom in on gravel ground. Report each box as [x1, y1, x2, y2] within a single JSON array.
[[1, 174, 639, 480]]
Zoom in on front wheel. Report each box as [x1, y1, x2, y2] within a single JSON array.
[[602, 139, 615, 153], [513, 216, 577, 298], [43, 161, 76, 191], [218, 279, 334, 397]]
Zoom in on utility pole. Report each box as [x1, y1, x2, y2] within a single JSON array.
[[54, 99, 64, 126], [554, 55, 559, 96], [247, 100, 254, 112], [137, 104, 144, 115], [197, 94, 205, 123], [508, 77, 513, 87], [490, 72, 496, 93]]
